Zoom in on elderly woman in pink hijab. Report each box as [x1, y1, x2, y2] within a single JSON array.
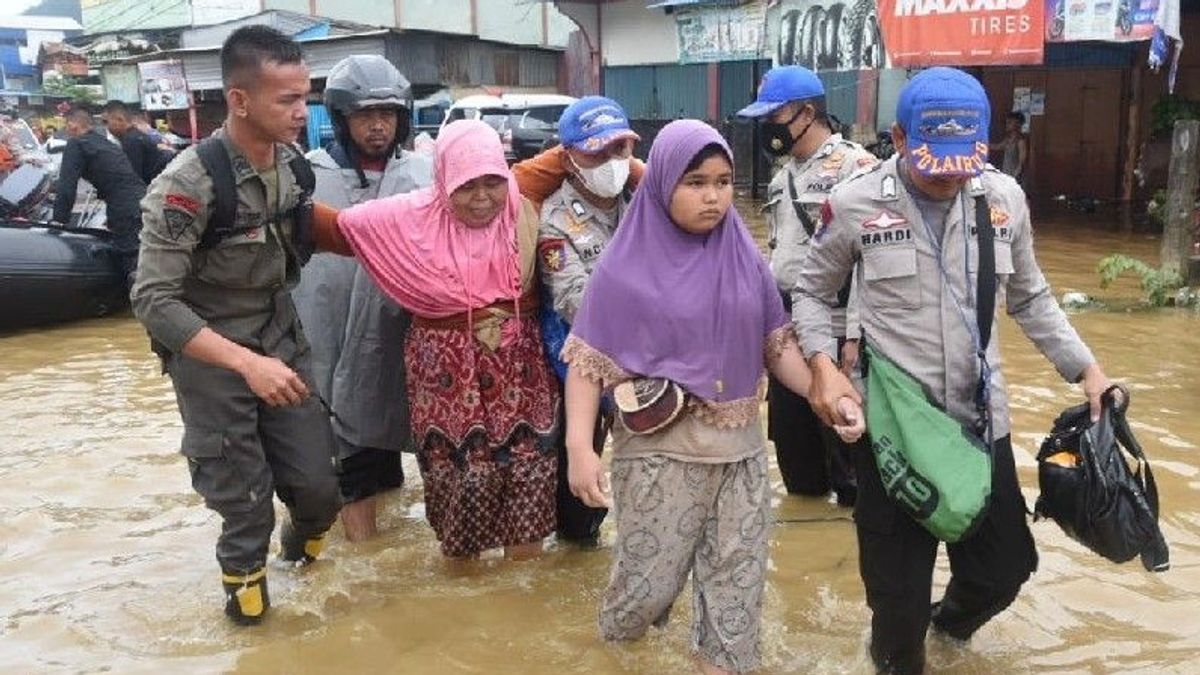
[[311, 120, 559, 559]]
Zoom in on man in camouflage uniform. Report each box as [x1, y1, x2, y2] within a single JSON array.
[[738, 65, 877, 505], [535, 96, 639, 543], [131, 26, 339, 626]]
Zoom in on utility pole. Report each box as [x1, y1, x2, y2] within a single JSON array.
[[1161, 119, 1200, 284]]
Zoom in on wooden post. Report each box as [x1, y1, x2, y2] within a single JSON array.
[[1121, 54, 1144, 203], [1161, 120, 1199, 277]]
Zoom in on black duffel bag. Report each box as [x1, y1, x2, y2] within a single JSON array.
[[1034, 385, 1169, 572]]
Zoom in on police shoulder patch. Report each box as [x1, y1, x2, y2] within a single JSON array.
[[539, 237, 567, 273]]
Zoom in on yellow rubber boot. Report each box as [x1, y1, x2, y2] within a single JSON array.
[[222, 569, 269, 626], [280, 521, 326, 567]]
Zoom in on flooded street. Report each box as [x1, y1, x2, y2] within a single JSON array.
[[1, 204, 1198, 674]]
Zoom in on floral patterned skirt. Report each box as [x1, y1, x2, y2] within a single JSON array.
[[405, 317, 559, 557]]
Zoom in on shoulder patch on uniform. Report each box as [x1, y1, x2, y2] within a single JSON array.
[[165, 193, 200, 214], [857, 155, 879, 168], [163, 207, 195, 241], [539, 237, 567, 273], [822, 152, 846, 172]]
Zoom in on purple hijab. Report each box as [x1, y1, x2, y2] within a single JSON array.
[[569, 119, 789, 403]]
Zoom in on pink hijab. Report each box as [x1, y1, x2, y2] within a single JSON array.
[[337, 120, 523, 319]]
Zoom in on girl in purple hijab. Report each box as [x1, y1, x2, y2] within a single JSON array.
[[561, 120, 864, 674]]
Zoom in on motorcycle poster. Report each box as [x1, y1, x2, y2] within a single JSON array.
[[1045, 0, 1160, 42]]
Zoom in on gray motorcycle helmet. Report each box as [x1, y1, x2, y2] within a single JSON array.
[[323, 55, 412, 114], [322, 55, 413, 183]]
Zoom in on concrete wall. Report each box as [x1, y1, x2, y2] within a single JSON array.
[[595, 0, 678, 67], [399, 0, 473, 35], [478, 1, 543, 45], [263, 0, 314, 16], [311, 0, 397, 29]]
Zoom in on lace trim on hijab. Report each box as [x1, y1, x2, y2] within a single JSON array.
[[764, 324, 798, 369], [562, 335, 765, 430], [560, 335, 631, 389], [687, 393, 762, 430]]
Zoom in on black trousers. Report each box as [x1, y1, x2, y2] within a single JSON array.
[[767, 351, 858, 500], [854, 435, 1038, 675], [554, 404, 611, 543], [336, 438, 405, 503]]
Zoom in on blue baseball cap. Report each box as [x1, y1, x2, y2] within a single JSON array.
[[557, 96, 639, 152], [736, 66, 825, 118], [896, 67, 990, 177]]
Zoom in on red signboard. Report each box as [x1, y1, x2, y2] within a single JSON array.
[[878, 0, 1046, 67]]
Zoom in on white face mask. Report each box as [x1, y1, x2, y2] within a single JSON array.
[[572, 156, 630, 199]]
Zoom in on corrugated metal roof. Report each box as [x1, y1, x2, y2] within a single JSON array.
[[165, 34, 388, 90], [181, 10, 373, 49]]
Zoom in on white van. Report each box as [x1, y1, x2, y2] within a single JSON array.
[[439, 93, 577, 161]]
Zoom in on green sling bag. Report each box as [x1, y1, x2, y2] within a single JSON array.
[[863, 194, 995, 543]]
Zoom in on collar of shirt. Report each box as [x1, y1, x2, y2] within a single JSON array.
[[559, 179, 621, 228]]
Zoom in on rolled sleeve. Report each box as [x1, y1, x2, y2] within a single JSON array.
[[129, 162, 210, 353]]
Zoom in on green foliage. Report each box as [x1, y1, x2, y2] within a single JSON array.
[[1150, 96, 1200, 139], [1097, 254, 1184, 307], [39, 77, 101, 107]]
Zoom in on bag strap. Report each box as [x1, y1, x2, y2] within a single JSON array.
[[789, 176, 852, 307], [195, 136, 238, 250], [786, 176, 817, 237], [974, 195, 996, 352]]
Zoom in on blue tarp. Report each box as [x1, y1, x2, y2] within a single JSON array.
[[306, 103, 334, 152]]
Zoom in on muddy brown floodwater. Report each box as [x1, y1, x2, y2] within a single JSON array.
[[1, 201, 1197, 674]]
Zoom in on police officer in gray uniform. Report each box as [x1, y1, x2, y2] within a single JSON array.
[[738, 65, 877, 505], [131, 26, 340, 626], [291, 55, 432, 542], [537, 96, 639, 543], [794, 68, 1115, 674]]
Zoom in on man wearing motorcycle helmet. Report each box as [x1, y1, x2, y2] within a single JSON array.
[[292, 55, 433, 541]]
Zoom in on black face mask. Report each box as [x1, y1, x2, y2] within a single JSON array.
[[760, 106, 813, 158]]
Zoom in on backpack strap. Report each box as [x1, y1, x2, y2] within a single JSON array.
[[195, 136, 238, 250], [287, 153, 316, 264], [974, 195, 996, 351]]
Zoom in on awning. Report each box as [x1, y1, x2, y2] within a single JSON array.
[[646, 0, 745, 8]]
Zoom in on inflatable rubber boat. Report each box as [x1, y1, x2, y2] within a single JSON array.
[[0, 164, 127, 332]]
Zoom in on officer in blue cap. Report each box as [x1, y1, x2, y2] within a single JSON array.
[[793, 67, 1116, 674], [738, 65, 877, 507], [536, 95, 639, 544]]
